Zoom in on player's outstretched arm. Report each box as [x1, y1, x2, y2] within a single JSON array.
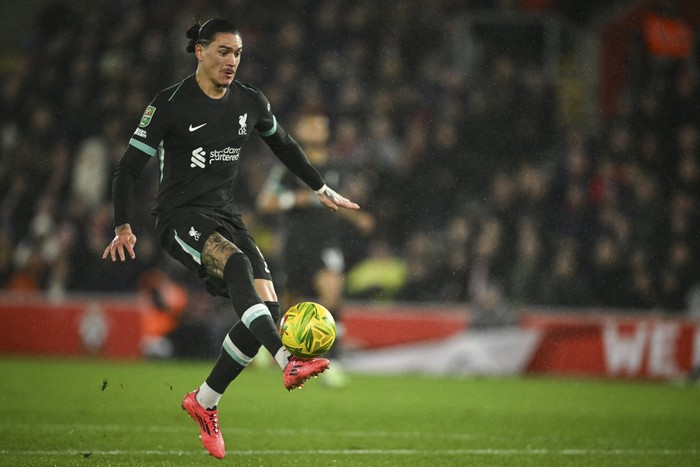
[[102, 223, 138, 262], [315, 184, 360, 212]]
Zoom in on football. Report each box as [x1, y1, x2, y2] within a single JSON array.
[[280, 302, 336, 358]]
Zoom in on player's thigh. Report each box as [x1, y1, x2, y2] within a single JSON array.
[[201, 231, 240, 278], [204, 225, 277, 300]]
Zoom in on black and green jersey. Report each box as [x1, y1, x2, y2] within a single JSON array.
[[113, 74, 324, 226]]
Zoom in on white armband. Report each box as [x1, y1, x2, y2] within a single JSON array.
[[314, 184, 328, 194]]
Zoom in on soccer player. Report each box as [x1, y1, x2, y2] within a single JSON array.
[[257, 113, 375, 387], [102, 19, 359, 459]]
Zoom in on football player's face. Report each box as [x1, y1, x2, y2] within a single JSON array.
[[197, 32, 242, 88]]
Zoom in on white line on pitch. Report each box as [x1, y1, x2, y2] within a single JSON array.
[[0, 448, 697, 457], [0, 423, 478, 441]]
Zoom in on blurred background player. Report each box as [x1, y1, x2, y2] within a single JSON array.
[[258, 113, 375, 387]]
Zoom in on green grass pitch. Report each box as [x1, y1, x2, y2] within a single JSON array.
[[0, 356, 697, 466]]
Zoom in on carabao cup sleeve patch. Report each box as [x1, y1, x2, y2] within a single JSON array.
[[139, 105, 156, 127]]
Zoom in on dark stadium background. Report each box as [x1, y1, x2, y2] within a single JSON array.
[[0, 0, 699, 380]]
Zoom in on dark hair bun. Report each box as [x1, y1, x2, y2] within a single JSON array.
[[185, 22, 200, 53]]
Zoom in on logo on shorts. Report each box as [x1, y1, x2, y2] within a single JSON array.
[[189, 226, 201, 241], [139, 105, 156, 127], [238, 113, 248, 135], [256, 246, 271, 274]]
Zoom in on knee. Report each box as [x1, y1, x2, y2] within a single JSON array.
[[255, 279, 277, 302], [314, 269, 344, 298]]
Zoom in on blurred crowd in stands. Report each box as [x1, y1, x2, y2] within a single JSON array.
[[0, 0, 698, 324]]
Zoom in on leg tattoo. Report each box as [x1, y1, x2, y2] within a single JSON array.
[[202, 231, 240, 279]]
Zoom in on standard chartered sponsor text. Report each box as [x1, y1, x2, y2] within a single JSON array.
[[209, 147, 240, 163]]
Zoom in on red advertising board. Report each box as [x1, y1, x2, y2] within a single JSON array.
[[0, 295, 145, 359], [522, 312, 700, 379], [1, 295, 697, 381], [343, 304, 469, 349]]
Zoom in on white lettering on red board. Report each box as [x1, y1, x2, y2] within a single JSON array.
[[603, 321, 681, 378], [647, 322, 680, 378], [603, 322, 646, 375], [693, 327, 700, 368]]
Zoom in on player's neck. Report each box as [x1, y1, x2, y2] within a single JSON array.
[[195, 70, 228, 99]]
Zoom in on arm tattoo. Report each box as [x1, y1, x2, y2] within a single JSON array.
[[202, 231, 240, 279]]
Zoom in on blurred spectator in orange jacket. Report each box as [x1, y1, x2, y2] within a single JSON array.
[[139, 269, 188, 358]]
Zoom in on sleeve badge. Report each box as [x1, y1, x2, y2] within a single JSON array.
[[139, 105, 157, 127]]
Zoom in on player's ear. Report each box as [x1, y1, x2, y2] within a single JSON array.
[[194, 43, 205, 61]]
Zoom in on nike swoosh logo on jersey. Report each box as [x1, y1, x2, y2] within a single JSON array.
[[189, 123, 207, 132]]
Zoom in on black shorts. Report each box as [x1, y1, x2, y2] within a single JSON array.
[[156, 209, 272, 297]]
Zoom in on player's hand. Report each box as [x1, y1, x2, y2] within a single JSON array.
[[102, 223, 137, 262], [315, 185, 360, 212]]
